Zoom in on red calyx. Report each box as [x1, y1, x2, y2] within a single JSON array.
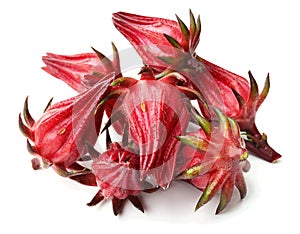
[[111, 78, 190, 188], [19, 73, 115, 173]]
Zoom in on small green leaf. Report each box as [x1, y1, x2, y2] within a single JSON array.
[[248, 71, 259, 103], [43, 97, 54, 112], [191, 108, 211, 135], [196, 15, 201, 35], [235, 171, 247, 199], [212, 107, 230, 136], [191, 14, 201, 50], [195, 170, 226, 211], [231, 88, 246, 113], [216, 177, 234, 214], [111, 42, 121, 77], [176, 135, 209, 151], [189, 9, 196, 39], [91, 46, 114, 70], [228, 117, 240, 138], [23, 97, 35, 127], [256, 73, 270, 110], [176, 14, 190, 51], [164, 34, 183, 50], [178, 165, 203, 180]]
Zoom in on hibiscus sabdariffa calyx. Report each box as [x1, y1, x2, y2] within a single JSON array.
[[19, 10, 280, 216]]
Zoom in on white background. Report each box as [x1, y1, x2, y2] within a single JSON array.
[[1, 0, 299, 233]]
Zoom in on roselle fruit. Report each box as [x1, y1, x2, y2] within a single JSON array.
[[42, 43, 121, 92], [42, 46, 125, 134], [112, 10, 281, 162], [176, 107, 250, 214], [102, 70, 190, 188], [200, 60, 278, 162], [19, 73, 114, 174], [85, 142, 144, 215]]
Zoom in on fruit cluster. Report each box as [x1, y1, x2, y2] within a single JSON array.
[[19, 10, 280, 215]]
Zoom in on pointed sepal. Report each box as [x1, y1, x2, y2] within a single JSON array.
[[44, 97, 54, 112], [191, 108, 211, 135], [87, 190, 104, 206], [23, 97, 35, 127], [18, 113, 33, 140], [163, 34, 184, 50], [69, 172, 97, 186], [175, 14, 190, 51], [248, 71, 259, 104], [216, 176, 234, 214], [232, 88, 246, 113], [26, 139, 38, 155], [212, 107, 230, 137], [192, 14, 201, 50], [195, 170, 227, 212], [256, 73, 270, 110], [111, 42, 121, 77], [128, 195, 144, 213], [176, 135, 209, 152], [112, 197, 126, 216], [91, 46, 114, 71], [235, 171, 247, 199]]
